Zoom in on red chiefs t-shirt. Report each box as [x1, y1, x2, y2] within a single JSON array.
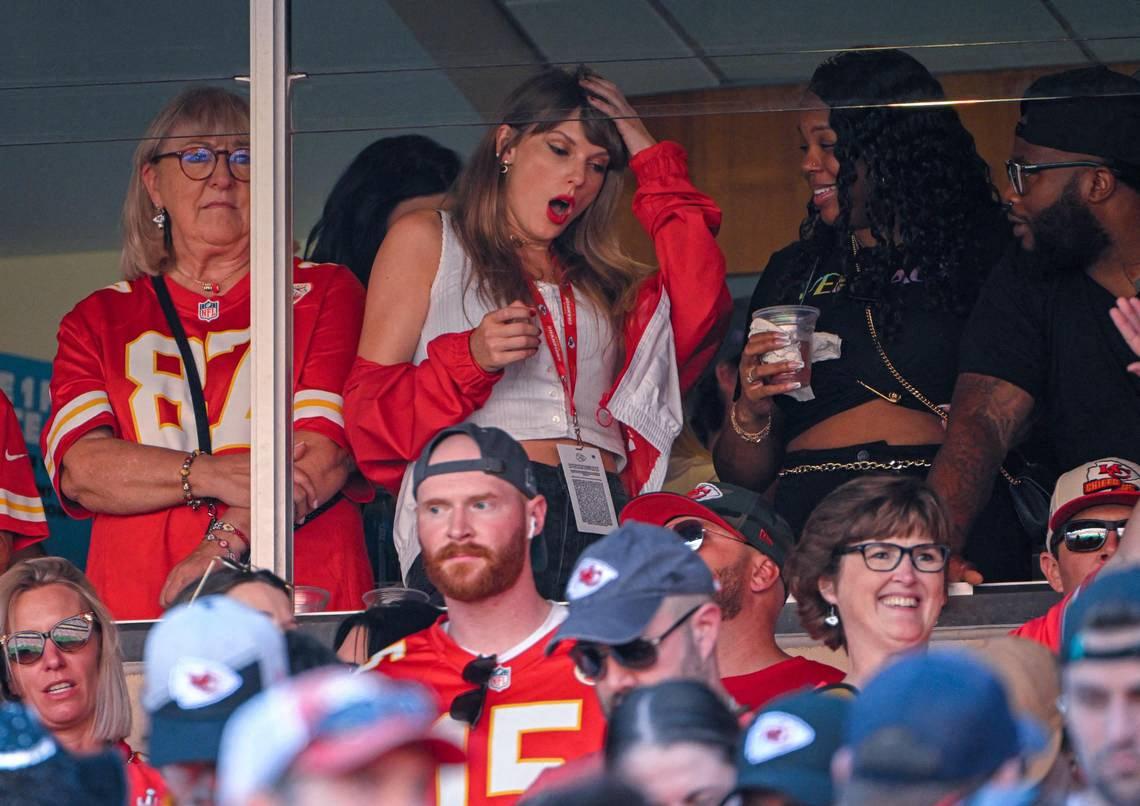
[[722, 656, 846, 710], [363, 604, 606, 805], [0, 391, 48, 546], [42, 260, 371, 618]]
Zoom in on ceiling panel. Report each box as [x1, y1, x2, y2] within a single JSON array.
[[661, 0, 1090, 83], [1050, 0, 1140, 63], [503, 0, 718, 93]]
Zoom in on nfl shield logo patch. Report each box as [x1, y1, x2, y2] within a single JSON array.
[[197, 299, 220, 322], [488, 665, 512, 692]]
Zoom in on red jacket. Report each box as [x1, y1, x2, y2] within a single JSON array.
[[345, 140, 730, 496]]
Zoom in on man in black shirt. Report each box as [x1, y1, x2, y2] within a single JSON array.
[[929, 66, 1140, 563]]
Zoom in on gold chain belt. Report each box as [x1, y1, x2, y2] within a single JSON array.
[[778, 458, 933, 476]]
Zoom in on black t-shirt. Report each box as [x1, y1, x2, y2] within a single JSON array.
[[959, 257, 1140, 472], [749, 241, 965, 443]]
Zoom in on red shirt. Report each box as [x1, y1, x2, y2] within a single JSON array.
[[1012, 589, 1075, 653], [363, 608, 606, 805], [117, 741, 169, 806], [43, 260, 372, 618], [0, 391, 48, 545], [722, 656, 846, 710]]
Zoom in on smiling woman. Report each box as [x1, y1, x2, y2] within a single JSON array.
[[787, 474, 951, 689], [345, 65, 731, 600]]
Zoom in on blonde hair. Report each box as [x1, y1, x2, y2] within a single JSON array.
[[451, 66, 649, 320], [0, 558, 132, 743], [120, 85, 250, 279]]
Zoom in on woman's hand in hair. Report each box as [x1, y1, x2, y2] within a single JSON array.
[[735, 331, 803, 425], [469, 301, 541, 373], [580, 77, 656, 157]]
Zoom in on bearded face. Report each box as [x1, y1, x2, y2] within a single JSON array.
[[423, 523, 528, 603], [1013, 178, 1111, 276]]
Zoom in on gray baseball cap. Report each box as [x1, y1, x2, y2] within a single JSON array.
[[547, 521, 716, 651]]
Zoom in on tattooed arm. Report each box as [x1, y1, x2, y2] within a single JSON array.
[[928, 373, 1035, 552]]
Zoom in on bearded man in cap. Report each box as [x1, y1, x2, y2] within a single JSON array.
[[362, 424, 604, 805], [930, 66, 1140, 555]]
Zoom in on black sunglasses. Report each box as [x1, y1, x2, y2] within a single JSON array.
[[1, 611, 97, 665], [1050, 519, 1127, 556], [568, 603, 704, 683], [449, 654, 499, 727], [669, 519, 751, 552]]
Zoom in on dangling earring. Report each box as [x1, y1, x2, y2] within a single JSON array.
[[499, 161, 511, 175], [823, 605, 840, 627], [152, 207, 168, 230]]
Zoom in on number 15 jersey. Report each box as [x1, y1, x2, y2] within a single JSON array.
[[363, 603, 606, 805]]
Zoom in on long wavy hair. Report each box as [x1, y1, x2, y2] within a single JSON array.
[[304, 134, 461, 286], [450, 66, 649, 319], [784, 49, 1006, 339], [0, 559, 132, 743]]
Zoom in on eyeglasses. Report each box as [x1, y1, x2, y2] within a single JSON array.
[[151, 146, 251, 182], [1005, 159, 1112, 196], [449, 654, 499, 727], [568, 603, 704, 683], [1050, 519, 1127, 555], [1, 612, 97, 665], [669, 519, 751, 552], [834, 542, 950, 573]]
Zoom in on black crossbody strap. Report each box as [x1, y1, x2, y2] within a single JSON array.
[[151, 275, 212, 453]]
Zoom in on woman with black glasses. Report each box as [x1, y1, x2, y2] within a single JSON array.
[[714, 49, 1017, 580], [787, 475, 951, 690], [0, 557, 167, 803], [41, 86, 373, 619]]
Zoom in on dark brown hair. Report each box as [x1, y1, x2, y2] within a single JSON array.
[[450, 66, 648, 319], [787, 475, 951, 650]]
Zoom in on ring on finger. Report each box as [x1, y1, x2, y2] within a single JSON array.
[[746, 369, 757, 384]]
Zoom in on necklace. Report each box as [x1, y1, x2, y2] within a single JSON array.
[[172, 264, 248, 296], [1120, 260, 1140, 296]]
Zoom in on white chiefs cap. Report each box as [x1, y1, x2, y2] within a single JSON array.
[[1048, 457, 1140, 533]]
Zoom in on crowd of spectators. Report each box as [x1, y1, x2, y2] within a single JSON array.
[[1, 44, 1139, 806]]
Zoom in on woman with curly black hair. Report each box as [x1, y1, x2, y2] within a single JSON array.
[[715, 49, 1024, 580]]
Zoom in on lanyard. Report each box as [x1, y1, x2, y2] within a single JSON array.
[[526, 277, 582, 446]]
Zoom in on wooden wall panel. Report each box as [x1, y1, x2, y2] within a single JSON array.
[[618, 62, 1139, 275]]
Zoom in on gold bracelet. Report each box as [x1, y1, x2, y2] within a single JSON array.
[[730, 401, 771, 444], [180, 450, 204, 510]]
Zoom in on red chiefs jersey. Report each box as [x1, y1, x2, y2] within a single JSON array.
[[42, 259, 372, 618], [363, 606, 606, 805], [722, 656, 847, 710], [0, 390, 48, 545]]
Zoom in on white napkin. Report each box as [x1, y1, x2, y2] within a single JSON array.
[[748, 317, 842, 402]]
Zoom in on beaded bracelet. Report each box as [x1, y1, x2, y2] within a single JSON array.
[[730, 401, 772, 444], [180, 450, 204, 510], [203, 502, 248, 563]]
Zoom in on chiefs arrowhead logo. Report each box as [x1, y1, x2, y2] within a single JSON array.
[[687, 482, 723, 502], [744, 712, 815, 764], [169, 657, 241, 710], [1083, 459, 1140, 496], [566, 559, 619, 601]]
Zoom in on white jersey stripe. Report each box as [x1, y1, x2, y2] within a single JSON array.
[[0, 490, 47, 523]]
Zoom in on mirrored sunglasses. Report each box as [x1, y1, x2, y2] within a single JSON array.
[[1, 611, 97, 665]]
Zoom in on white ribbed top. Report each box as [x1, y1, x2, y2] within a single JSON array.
[[413, 212, 626, 463]]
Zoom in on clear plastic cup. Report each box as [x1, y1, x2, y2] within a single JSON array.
[[362, 584, 432, 609], [292, 585, 331, 614], [751, 305, 821, 389]]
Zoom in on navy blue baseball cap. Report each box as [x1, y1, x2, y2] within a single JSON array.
[[735, 690, 850, 806], [547, 521, 716, 651], [1061, 565, 1140, 664], [845, 651, 1045, 796]]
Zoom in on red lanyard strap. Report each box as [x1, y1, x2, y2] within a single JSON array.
[[526, 278, 582, 445]]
